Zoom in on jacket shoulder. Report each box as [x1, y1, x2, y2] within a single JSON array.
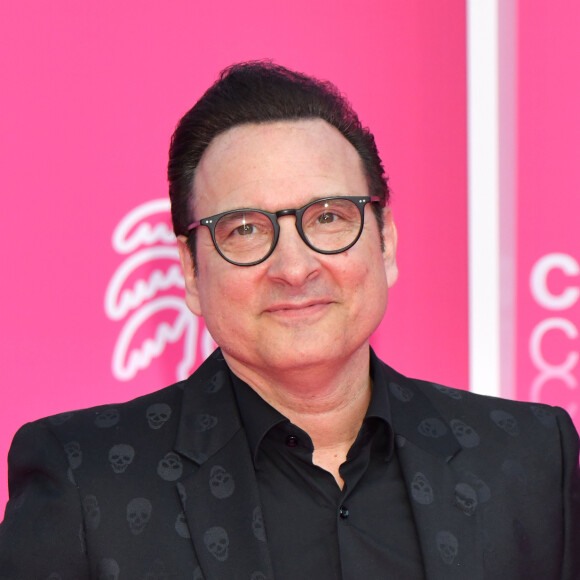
[[30, 349, 229, 438], [378, 355, 578, 450]]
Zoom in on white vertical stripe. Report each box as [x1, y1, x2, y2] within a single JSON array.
[[467, 0, 501, 397], [498, 0, 517, 401]]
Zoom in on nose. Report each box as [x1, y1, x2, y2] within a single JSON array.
[[265, 215, 321, 286]]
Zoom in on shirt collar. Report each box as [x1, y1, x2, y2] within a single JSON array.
[[230, 370, 287, 466], [230, 348, 393, 466]]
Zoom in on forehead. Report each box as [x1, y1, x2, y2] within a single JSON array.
[[192, 119, 368, 214]]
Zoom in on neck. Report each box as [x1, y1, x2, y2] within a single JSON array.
[[223, 343, 372, 453]]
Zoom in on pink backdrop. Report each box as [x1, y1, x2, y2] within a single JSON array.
[[516, 0, 580, 424], [12, 0, 572, 514]]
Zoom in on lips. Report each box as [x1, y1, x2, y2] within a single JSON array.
[[264, 300, 332, 313], [262, 300, 334, 323]]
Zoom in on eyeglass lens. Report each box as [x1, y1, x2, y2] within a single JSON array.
[[213, 198, 363, 265]]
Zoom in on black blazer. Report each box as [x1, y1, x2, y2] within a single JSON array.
[[1, 349, 579, 579]]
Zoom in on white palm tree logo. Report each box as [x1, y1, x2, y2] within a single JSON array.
[[104, 199, 215, 381]]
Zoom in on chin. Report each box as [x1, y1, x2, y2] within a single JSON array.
[[265, 337, 360, 368]]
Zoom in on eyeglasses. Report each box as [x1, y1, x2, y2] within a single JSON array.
[[187, 195, 381, 266]]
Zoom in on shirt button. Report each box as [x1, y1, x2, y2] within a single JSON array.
[[286, 435, 299, 447], [339, 505, 349, 519]]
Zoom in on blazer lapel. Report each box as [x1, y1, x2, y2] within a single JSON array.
[[376, 357, 486, 580], [173, 350, 275, 580]]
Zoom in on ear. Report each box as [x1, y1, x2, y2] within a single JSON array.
[[381, 208, 398, 288], [177, 235, 202, 316]]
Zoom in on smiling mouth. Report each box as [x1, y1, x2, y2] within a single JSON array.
[[264, 301, 333, 317]]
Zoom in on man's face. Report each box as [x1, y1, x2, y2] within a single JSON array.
[[177, 119, 397, 376]]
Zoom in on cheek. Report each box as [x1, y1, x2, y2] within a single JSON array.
[[349, 250, 389, 313], [197, 264, 257, 317], [343, 241, 387, 282]]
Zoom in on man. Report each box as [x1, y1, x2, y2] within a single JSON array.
[[0, 62, 579, 579]]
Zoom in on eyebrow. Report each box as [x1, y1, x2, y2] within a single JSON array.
[[208, 193, 354, 215]]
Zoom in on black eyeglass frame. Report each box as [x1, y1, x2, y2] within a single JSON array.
[[186, 195, 382, 266]]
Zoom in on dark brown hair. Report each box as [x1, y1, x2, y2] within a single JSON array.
[[168, 61, 389, 241]]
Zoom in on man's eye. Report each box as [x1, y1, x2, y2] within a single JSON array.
[[317, 212, 338, 224], [235, 223, 256, 235]]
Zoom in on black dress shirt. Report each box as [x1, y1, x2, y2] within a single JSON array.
[[231, 362, 426, 580]]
